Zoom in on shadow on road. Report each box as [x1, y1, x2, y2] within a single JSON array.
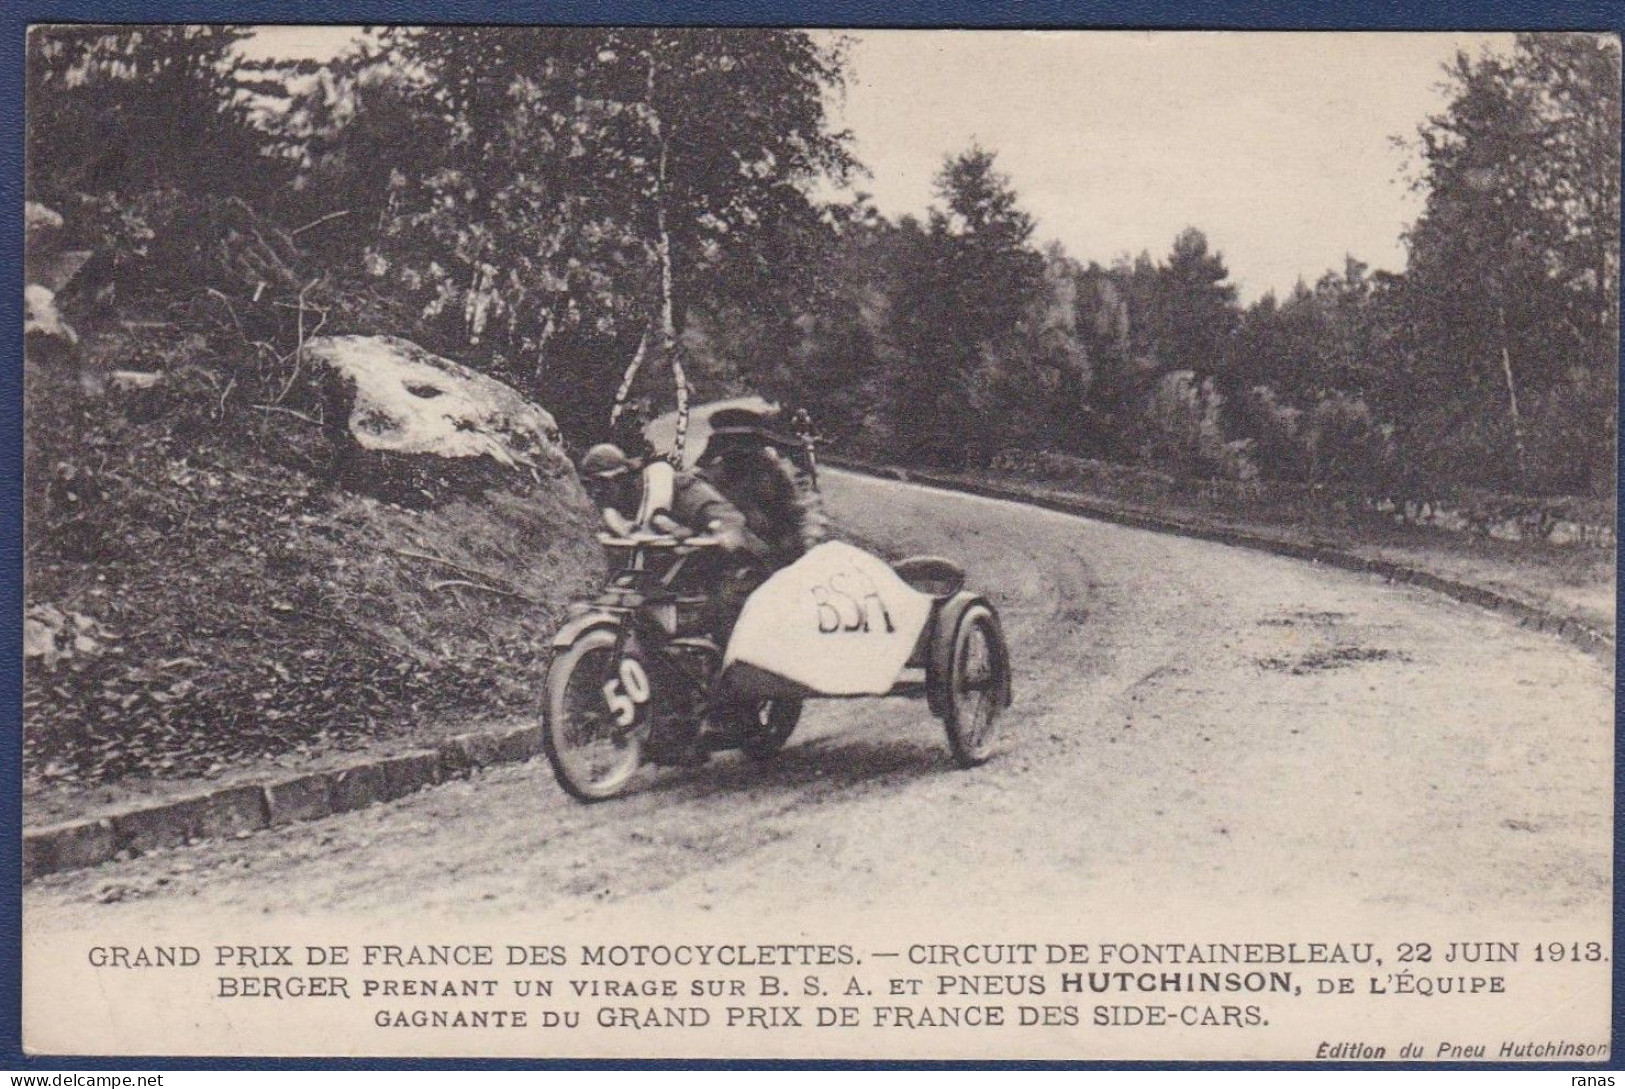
[[632, 731, 965, 808]]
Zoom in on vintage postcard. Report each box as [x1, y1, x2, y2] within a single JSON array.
[[18, 26, 1617, 1062]]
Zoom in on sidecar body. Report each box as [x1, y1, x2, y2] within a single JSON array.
[[720, 541, 1012, 766]]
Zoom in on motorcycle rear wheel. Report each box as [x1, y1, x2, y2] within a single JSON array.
[[543, 628, 643, 801]]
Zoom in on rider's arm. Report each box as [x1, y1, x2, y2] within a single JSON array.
[[674, 473, 770, 560], [600, 506, 637, 537], [649, 511, 690, 538]]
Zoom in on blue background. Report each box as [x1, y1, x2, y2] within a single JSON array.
[[3, 0, 1621, 1072]]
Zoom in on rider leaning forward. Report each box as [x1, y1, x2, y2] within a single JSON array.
[[579, 406, 825, 577], [578, 440, 767, 561], [576, 406, 828, 765]]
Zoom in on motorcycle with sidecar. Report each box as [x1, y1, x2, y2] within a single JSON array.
[[541, 462, 1012, 802]]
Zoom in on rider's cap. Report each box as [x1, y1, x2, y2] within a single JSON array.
[[707, 408, 804, 453], [579, 442, 633, 479], [707, 407, 776, 439]]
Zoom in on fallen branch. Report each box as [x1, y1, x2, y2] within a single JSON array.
[[427, 578, 536, 603], [291, 209, 351, 236], [205, 287, 247, 338], [386, 546, 531, 599], [250, 403, 322, 426], [271, 277, 327, 404], [204, 287, 279, 362]]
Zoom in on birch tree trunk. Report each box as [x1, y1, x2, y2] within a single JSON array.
[[1497, 303, 1528, 486], [647, 40, 690, 465]]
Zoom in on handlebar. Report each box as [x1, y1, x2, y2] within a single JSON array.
[[597, 531, 722, 553]]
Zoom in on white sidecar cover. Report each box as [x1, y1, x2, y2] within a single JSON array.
[[723, 541, 934, 697]]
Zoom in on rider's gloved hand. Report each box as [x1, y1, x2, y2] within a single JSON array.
[[707, 517, 770, 560], [601, 507, 637, 537], [651, 512, 690, 538], [709, 518, 749, 553]]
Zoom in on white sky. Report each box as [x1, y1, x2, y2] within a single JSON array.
[[244, 27, 1516, 301]]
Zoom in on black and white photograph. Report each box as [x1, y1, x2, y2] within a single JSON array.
[[18, 24, 1619, 1061]]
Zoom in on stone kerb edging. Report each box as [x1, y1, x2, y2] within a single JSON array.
[[823, 456, 1615, 662], [23, 723, 545, 883]]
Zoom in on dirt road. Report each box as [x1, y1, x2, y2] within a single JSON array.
[[25, 469, 1612, 926]]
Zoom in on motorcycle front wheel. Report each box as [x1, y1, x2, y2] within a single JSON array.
[[543, 628, 644, 802]]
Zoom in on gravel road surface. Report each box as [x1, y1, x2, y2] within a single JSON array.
[[26, 468, 1612, 929]]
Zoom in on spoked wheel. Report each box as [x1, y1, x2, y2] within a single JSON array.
[[543, 628, 645, 802], [942, 603, 1010, 767], [736, 699, 803, 761]]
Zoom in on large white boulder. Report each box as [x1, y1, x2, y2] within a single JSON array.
[[308, 335, 572, 493], [309, 334, 561, 465]]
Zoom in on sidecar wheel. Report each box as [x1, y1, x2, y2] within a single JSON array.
[[942, 602, 1009, 768], [544, 628, 643, 802], [737, 699, 803, 761]]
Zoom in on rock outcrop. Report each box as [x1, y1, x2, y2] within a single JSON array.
[[24, 284, 77, 346], [23, 202, 85, 360], [307, 334, 575, 504]]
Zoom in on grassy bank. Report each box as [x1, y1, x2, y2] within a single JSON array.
[[24, 340, 602, 827]]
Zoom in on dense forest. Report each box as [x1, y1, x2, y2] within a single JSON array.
[[27, 27, 1621, 498]]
